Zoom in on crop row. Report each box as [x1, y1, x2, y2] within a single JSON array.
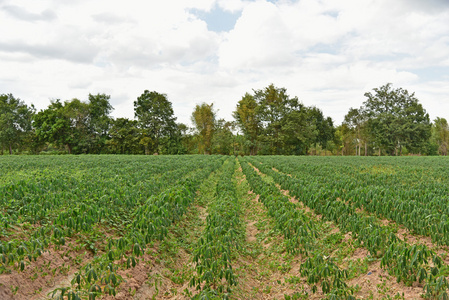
[[247, 156, 449, 299], [190, 158, 244, 299], [51, 157, 227, 299], [239, 158, 352, 298], [0, 155, 226, 299]]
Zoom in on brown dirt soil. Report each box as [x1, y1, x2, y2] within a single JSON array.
[[349, 261, 423, 299], [257, 167, 428, 299], [0, 283, 14, 300], [0, 238, 94, 300], [355, 204, 449, 262], [115, 198, 210, 299]]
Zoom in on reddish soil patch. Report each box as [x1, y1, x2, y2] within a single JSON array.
[[0, 239, 94, 300], [354, 204, 449, 260], [349, 261, 423, 299]]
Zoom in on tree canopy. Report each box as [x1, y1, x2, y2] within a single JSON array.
[[0, 83, 446, 156], [134, 90, 178, 154], [0, 94, 34, 154]]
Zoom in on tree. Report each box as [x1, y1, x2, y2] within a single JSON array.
[[254, 84, 295, 154], [0, 94, 35, 154], [233, 93, 260, 155], [87, 93, 113, 153], [106, 118, 142, 154], [33, 99, 90, 154], [134, 90, 177, 155], [343, 107, 369, 156], [212, 119, 234, 155], [431, 117, 449, 156], [363, 83, 431, 155], [307, 106, 335, 155], [191, 103, 216, 154], [233, 84, 334, 155], [281, 105, 318, 155]]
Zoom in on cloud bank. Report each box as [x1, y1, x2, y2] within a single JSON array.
[[0, 0, 448, 125]]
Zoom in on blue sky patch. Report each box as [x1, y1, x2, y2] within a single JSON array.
[[190, 6, 241, 32]]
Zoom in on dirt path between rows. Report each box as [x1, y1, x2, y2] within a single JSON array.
[[257, 162, 424, 299], [0, 237, 94, 300]]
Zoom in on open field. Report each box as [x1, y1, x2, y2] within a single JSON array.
[[1, 155, 449, 299]]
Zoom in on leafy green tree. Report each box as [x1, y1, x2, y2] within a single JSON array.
[[343, 107, 370, 156], [212, 119, 234, 155], [177, 123, 197, 154], [254, 84, 295, 154], [0, 94, 35, 154], [307, 106, 335, 155], [281, 104, 318, 155], [191, 103, 216, 154], [431, 117, 449, 156], [106, 118, 142, 154], [87, 93, 113, 153], [363, 83, 431, 155], [33, 99, 89, 154], [335, 124, 356, 156], [233, 84, 334, 155], [134, 90, 178, 155], [233, 93, 260, 155]]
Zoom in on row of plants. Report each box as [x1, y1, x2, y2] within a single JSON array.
[[189, 158, 244, 299], [249, 156, 449, 299], [239, 158, 353, 298], [49, 157, 227, 299], [0, 155, 226, 298]]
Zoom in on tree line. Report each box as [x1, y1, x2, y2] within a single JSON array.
[[1, 83, 447, 156]]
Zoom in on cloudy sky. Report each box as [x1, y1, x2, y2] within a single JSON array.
[[1, 0, 448, 126]]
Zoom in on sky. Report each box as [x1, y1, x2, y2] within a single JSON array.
[[1, 0, 448, 127]]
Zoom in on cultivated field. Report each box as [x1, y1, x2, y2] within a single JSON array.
[[1, 155, 449, 299]]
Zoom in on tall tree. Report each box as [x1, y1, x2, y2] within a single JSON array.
[[281, 105, 318, 155], [363, 83, 431, 155], [307, 106, 335, 155], [233, 93, 260, 155], [106, 118, 142, 154], [343, 107, 369, 156], [191, 103, 215, 155], [233, 84, 334, 155], [134, 90, 177, 155], [0, 94, 35, 154], [87, 93, 113, 153], [33, 99, 89, 154], [212, 119, 234, 155], [432, 117, 449, 156], [254, 84, 293, 154]]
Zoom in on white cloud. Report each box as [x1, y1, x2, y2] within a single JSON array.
[[0, 0, 448, 126]]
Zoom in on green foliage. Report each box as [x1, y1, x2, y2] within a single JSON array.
[[134, 90, 179, 154], [191, 103, 216, 154], [33, 95, 114, 154], [431, 117, 449, 156], [190, 159, 243, 296], [251, 155, 449, 296], [358, 83, 431, 155], [0, 93, 35, 154], [233, 84, 335, 155]]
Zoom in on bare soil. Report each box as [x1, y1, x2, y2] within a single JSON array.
[[0, 238, 93, 300]]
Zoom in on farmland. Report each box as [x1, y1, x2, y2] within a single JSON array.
[[1, 156, 449, 299]]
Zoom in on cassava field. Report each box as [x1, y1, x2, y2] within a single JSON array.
[[1, 155, 449, 300]]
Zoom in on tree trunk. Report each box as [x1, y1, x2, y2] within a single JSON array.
[[365, 142, 367, 156], [378, 148, 381, 156], [9, 143, 12, 155], [67, 144, 72, 154]]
